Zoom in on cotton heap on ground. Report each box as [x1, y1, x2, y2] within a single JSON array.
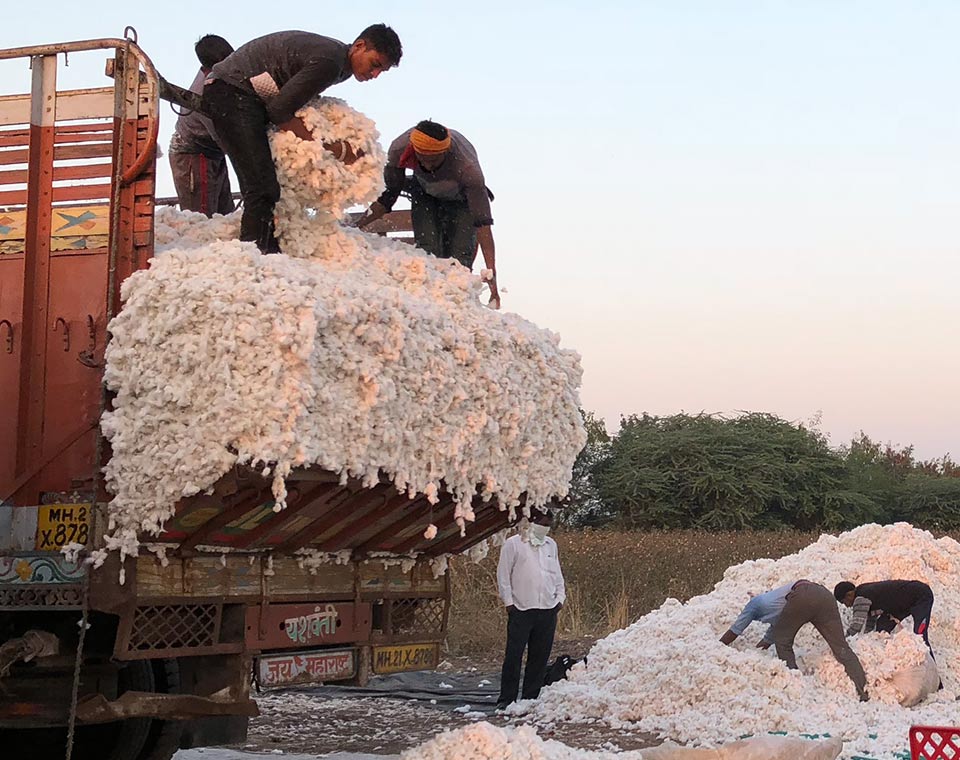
[[400, 722, 843, 760], [99, 97, 586, 561], [525, 523, 960, 760]]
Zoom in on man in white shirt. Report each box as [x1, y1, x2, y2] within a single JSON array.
[[496, 509, 566, 709]]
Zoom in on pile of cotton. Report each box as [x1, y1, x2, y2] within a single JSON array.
[[401, 723, 842, 760], [97, 97, 585, 562], [525, 524, 960, 760]]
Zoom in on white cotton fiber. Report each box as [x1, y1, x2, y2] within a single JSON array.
[[526, 524, 960, 760], [99, 98, 586, 562]]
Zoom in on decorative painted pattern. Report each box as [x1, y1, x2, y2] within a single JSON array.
[[0, 554, 86, 584]]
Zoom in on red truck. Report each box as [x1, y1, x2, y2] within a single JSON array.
[[0, 34, 520, 760]]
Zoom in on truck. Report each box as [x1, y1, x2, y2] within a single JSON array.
[[0, 33, 525, 760]]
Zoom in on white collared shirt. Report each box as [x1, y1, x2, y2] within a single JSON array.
[[497, 534, 566, 611]]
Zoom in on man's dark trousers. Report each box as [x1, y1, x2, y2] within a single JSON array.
[[409, 185, 478, 268], [203, 79, 281, 252], [498, 605, 559, 705]]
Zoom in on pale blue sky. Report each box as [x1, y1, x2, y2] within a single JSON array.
[[2, 2, 958, 458]]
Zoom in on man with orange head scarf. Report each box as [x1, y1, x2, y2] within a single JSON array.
[[359, 120, 500, 308]]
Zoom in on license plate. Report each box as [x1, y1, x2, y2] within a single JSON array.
[[35, 504, 92, 551], [257, 649, 355, 687], [372, 642, 440, 674]]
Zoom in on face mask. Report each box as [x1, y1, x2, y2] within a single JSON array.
[[528, 524, 550, 546]]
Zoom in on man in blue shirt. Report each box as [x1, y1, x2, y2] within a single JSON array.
[[720, 582, 795, 648]]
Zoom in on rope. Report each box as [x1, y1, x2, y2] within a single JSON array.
[[65, 571, 91, 760]]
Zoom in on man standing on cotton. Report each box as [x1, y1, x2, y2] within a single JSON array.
[[358, 120, 500, 308], [203, 25, 402, 253], [169, 35, 235, 217], [496, 509, 565, 710]]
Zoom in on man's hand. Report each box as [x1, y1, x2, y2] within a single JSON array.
[[321, 140, 365, 165], [485, 271, 501, 310], [279, 116, 314, 141], [357, 201, 387, 229], [756, 640, 772, 650]]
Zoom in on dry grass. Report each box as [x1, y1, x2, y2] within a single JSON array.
[[447, 529, 821, 656]]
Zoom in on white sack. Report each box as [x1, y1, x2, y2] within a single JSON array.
[[890, 652, 940, 707]]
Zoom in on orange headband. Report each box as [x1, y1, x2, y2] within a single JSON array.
[[410, 128, 451, 155]]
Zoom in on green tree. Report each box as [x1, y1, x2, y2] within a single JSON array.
[[560, 410, 612, 527], [593, 413, 881, 530]]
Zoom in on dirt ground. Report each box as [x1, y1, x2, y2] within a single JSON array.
[[243, 652, 660, 757]]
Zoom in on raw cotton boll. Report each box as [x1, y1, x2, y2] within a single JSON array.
[[526, 524, 960, 760], [423, 524, 438, 540]]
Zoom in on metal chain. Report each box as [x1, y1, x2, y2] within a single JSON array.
[[65, 570, 91, 760]]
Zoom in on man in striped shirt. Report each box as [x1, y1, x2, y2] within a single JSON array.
[[834, 580, 936, 650]]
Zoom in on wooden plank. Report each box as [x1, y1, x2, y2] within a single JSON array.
[[0, 162, 111, 185], [266, 556, 355, 598], [0, 183, 111, 205], [0, 87, 116, 127], [135, 555, 261, 599], [0, 142, 112, 165], [0, 147, 27, 165], [55, 143, 113, 160], [50, 183, 112, 202]]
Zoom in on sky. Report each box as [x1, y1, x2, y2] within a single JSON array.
[[2, 1, 958, 459]]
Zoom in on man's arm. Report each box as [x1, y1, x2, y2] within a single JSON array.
[[266, 58, 343, 125], [553, 543, 565, 607], [358, 165, 404, 228], [476, 226, 500, 308], [721, 599, 758, 646], [846, 596, 871, 637], [496, 539, 516, 610]]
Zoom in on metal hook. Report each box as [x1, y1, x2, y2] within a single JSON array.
[[53, 317, 70, 351], [124, 26, 138, 43], [78, 315, 102, 368], [0, 319, 12, 354]]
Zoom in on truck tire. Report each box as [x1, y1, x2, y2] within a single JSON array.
[[135, 659, 183, 760], [5, 660, 159, 760], [92, 658, 156, 760]]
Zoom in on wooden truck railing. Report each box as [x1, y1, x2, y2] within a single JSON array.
[[0, 32, 525, 760]]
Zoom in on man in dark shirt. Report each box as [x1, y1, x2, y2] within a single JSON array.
[[835, 579, 936, 650], [358, 120, 500, 309], [169, 35, 235, 217], [203, 25, 402, 253]]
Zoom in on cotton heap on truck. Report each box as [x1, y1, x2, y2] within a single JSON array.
[[0, 33, 585, 760]]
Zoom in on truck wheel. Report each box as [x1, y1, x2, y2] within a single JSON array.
[[135, 659, 183, 760], [86, 659, 156, 760]]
